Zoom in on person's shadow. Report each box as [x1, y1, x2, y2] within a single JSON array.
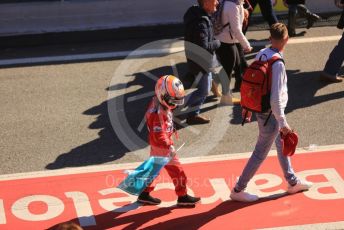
[[230, 69, 344, 125], [47, 193, 287, 230], [45, 98, 130, 169], [46, 62, 206, 169]]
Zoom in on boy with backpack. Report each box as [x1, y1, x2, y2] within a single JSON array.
[[230, 23, 312, 202]]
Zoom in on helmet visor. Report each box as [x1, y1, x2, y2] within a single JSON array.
[[168, 97, 184, 106]]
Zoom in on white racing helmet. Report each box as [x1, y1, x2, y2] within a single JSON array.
[[155, 75, 185, 109]]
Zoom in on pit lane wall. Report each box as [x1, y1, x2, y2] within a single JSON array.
[[0, 0, 341, 37]]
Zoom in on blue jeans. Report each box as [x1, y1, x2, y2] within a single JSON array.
[[185, 72, 212, 116], [324, 32, 344, 76], [235, 113, 298, 192]]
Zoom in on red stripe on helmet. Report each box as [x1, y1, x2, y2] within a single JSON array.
[[166, 75, 176, 98]]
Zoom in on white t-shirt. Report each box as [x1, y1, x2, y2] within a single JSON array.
[[256, 47, 289, 128]]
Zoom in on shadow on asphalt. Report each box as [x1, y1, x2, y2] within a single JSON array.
[[45, 62, 208, 169], [47, 192, 288, 230], [45, 67, 159, 169], [230, 69, 344, 125], [44, 97, 130, 169]]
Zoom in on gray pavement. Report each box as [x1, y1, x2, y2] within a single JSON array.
[[0, 0, 340, 37], [0, 26, 343, 175], [0, 0, 194, 36]]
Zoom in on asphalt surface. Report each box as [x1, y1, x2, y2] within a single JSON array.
[[0, 26, 343, 175], [0, 13, 341, 56]]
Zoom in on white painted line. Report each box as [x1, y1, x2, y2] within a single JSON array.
[[0, 51, 130, 66], [259, 221, 344, 230], [288, 35, 342, 44], [137, 116, 147, 132], [0, 35, 341, 67], [252, 35, 342, 46], [0, 144, 343, 182], [0, 200, 6, 224], [127, 91, 155, 102], [0, 47, 184, 67], [142, 70, 159, 81]]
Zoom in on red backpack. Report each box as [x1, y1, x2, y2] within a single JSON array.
[[240, 54, 284, 125]]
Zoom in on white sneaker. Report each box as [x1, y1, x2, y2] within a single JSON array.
[[287, 180, 313, 194], [230, 189, 259, 202]]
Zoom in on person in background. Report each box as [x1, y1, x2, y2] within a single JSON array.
[[233, 0, 253, 92], [284, 0, 320, 37], [243, 0, 253, 31], [184, 0, 221, 124], [319, 0, 344, 83], [215, 0, 253, 105], [244, 0, 278, 34]]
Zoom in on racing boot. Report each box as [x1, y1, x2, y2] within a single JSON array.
[[138, 192, 161, 205], [177, 194, 201, 206]]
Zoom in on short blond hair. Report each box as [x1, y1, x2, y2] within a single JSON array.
[[270, 23, 288, 40]]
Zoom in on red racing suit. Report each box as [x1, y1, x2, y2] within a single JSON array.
[[144, 97, 187, 196], [146, 97, 175, 156]]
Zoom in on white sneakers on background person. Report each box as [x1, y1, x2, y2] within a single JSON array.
[[230, 179, 313, 202]]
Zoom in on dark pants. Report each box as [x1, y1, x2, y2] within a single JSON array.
[[289, 4, 311, 17], [245, 0, 278, 33], [324, 32, 344, 76], [288, 4, 313, 34], [236, 43, 248, 87], [216, 42, 241, 94]]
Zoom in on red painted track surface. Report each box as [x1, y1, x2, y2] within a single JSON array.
[[1, 149, 344, 229]]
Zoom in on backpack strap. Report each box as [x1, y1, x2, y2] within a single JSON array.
[[263, 111, 272, 127], [258, 54, 268, 62], [213, 0, 239, 37], [268, 55, 284, 66], [267, 55, 285, 79], [241, 110, 248, 126], [222, 22, 230, 29]]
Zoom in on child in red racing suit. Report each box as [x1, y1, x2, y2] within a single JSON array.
[[137, 75, 201, 206]]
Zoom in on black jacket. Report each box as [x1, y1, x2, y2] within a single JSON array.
[[183, 5, 220, 75], [285, 0, 305, 4]]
